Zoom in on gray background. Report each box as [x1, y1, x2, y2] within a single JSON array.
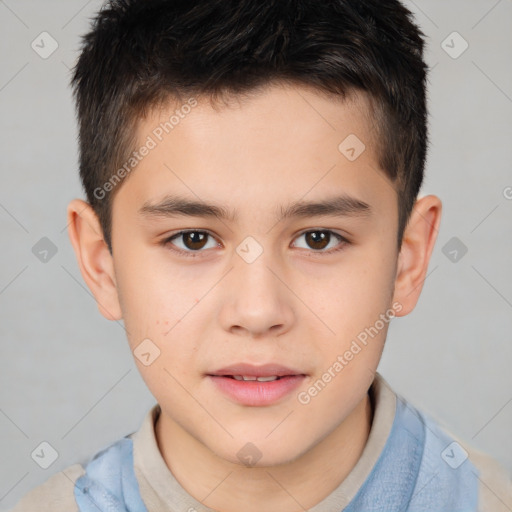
[[1, 0, 511, 509]]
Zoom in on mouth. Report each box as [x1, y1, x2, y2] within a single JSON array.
[[207, 364, 307, 406]]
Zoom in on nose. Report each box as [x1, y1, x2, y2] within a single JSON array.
[[217, 248, 295, 338]]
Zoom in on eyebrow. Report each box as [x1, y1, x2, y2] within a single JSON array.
[[138, 194, 372, 222]]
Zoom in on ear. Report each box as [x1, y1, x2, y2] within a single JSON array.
[[392, 195, 442, 316], [66, 198, 122, 321]]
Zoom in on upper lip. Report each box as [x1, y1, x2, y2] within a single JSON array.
[[208, 363, 306, 377]]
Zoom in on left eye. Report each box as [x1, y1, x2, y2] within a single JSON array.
[[292, 230, 346, 252]]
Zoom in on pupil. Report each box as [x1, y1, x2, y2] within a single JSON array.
[[306, 231, 329, 250], [184, 232, 207, 250]]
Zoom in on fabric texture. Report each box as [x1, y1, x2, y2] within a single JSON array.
[[74, 438, 148, 512]]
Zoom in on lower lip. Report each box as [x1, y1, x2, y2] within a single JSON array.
[[208, 375, 306, 406]]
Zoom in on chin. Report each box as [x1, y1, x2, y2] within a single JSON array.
[[211, 436, 310, 469]]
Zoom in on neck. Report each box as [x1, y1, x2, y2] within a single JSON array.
[[155, 392, 373, 512]]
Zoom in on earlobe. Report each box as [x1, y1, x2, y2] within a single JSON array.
[[66, 198, 123, 321], [392, 195, 442, 316]]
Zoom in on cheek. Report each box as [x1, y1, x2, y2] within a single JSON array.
[[115, 256, 211, 388], [298, 258, 395, 424], [114, 255, 187, 349], [122, 286, 203, 408], [308, 252, 396, 339]]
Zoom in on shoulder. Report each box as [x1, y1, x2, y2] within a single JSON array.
[[9, 464, 85, 512], [453, 433, 512, 512], [417, 406, 512, 512], [10, 437, 140, 512]]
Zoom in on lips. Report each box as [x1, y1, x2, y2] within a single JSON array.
[[207, 363, 307, 406]]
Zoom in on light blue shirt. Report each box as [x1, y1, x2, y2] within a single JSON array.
[[74, 395, 479, 511]]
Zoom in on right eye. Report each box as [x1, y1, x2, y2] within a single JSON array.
[[161, 230, 221, 256]]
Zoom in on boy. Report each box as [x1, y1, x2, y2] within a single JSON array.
[[11, 0, 511, 510]]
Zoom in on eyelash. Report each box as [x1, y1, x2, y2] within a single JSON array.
[[160, 229, 350, 258]]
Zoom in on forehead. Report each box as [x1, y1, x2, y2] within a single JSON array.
[[114, 83, 395, 226], [140, 83, 378, 156]]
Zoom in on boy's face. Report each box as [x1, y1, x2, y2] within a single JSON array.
[[70, 83, 439, 467]]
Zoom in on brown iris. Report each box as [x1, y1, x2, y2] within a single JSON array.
[[182, 232, 209, 250], [304, 231, 330, 250]]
